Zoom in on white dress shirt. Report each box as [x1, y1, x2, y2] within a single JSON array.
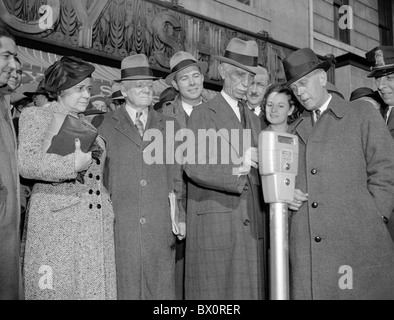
[[221, 90, 241, 122], [125, 104, 148, 128]]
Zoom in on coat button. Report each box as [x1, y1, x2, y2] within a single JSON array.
[[140, 218, 146, 224], [89, 204, 93, 209], [96, 175, 100, 181], [96, 190, 101, 196], [244, 219, 250, 226], [311, 169, 317, 175], [382, 216, 389, 224], [140, 179, 147, 187], [96, 159, 101, 165], [315, 236, 322, 243], [97, 204, 102, 209], [89, 189, 93, 194], [88, 173, 93, 179], [312, 202, 318, 209]]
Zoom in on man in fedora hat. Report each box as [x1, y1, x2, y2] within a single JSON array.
[[184, 37, 267, 300], [23, 80, 52, 108], [366, 46, 394, 136], [283, 47, 394, 300], [245, 65, 270, 128], [161, 50, 208, 299], [93, 53, 185, 300]]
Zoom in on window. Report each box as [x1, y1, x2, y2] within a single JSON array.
[[378, 0, 393, 46], [334, 0, 350, 44]]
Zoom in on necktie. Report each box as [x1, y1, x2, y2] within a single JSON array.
[[135, 111, 144, 137], [238, 101, 246, 129], [312, 109, 321, 126]]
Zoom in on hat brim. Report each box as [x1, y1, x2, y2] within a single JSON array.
[[285, 60, 332, 86], [83, 110, 106, 116], [367, 66, 394, 78], [165, 62, 208, 85], [215, 56, 257, 75], [23, 91, 49, 97], [111, 95, 125, 100], [114, 75, 160, 83]]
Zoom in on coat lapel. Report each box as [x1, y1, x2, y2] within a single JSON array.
[[209, 94, 245, 156], [112, 106, 143, 147], [292, 95, 347, 145], [141, 108, 165, 150]]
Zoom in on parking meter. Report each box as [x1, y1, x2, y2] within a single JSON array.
[[258, 131, 299, 300], [259, 131, 299, 203]]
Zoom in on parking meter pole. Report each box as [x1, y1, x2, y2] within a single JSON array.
[[269, 202, 289, 300]]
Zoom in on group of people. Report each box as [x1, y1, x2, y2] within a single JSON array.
[[1, 25, 394, 300]]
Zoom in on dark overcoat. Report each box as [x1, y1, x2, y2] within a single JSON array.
[[289, 95, 394, 300], [94, 106, 182, 300], [0, 94, 22, 300], [184, 93, 267, 300]]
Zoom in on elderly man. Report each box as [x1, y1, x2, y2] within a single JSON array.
[[184, 38, 267, 300], [162, 50, 208, 299], [284, 47, 394, 300], [0, 27, 23, 300], [245, 65, 270, 128], [93, 54, 184, 300]]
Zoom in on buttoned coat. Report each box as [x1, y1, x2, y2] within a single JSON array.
[[94, 106, 182, 300], [184, 93, 267, 300], [0, 94, 22, 300], [289, 94, 394, 300], [18, 102, 117, 300]]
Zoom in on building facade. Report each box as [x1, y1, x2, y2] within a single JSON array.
[[0, 0, 392, 100]]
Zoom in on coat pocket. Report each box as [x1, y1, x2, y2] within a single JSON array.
[[197, 200, 233, 250], [50, 194, 82, 213]]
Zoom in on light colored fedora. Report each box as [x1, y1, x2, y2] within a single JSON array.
[[114, 54, 160, 82], [165, 51, 208, 85], [215, 38, 259, 74]]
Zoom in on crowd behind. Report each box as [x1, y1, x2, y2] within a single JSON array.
[[1, 26, 394, 300]]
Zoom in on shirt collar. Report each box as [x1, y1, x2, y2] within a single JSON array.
[[125, 104, 149, 125]]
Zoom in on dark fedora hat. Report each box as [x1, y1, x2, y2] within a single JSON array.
[[366, 46, 394, 78], [114, 54, 160, 82], [215, 37, 259, 74], [350, 87, 377, 101], [165, 51, 208, 85], [109, 83, 125, 100], [153, 87, 178, 111], [283, 48, 332, 85], [23, 87, 49, 98], [23, 78, 49, 97]]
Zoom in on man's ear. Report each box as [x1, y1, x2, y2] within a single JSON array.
[[319, 70, 328, 87], [171, 80, 179, 91], [120, 82, 127, 98], [218, 64, 225, 80]]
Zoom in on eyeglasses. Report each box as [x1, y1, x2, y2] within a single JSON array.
[[69, 85, 92, 94]]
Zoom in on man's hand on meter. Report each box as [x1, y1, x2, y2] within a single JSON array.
[[287, 189, 308, 211], [239, 147, 258, 176]]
